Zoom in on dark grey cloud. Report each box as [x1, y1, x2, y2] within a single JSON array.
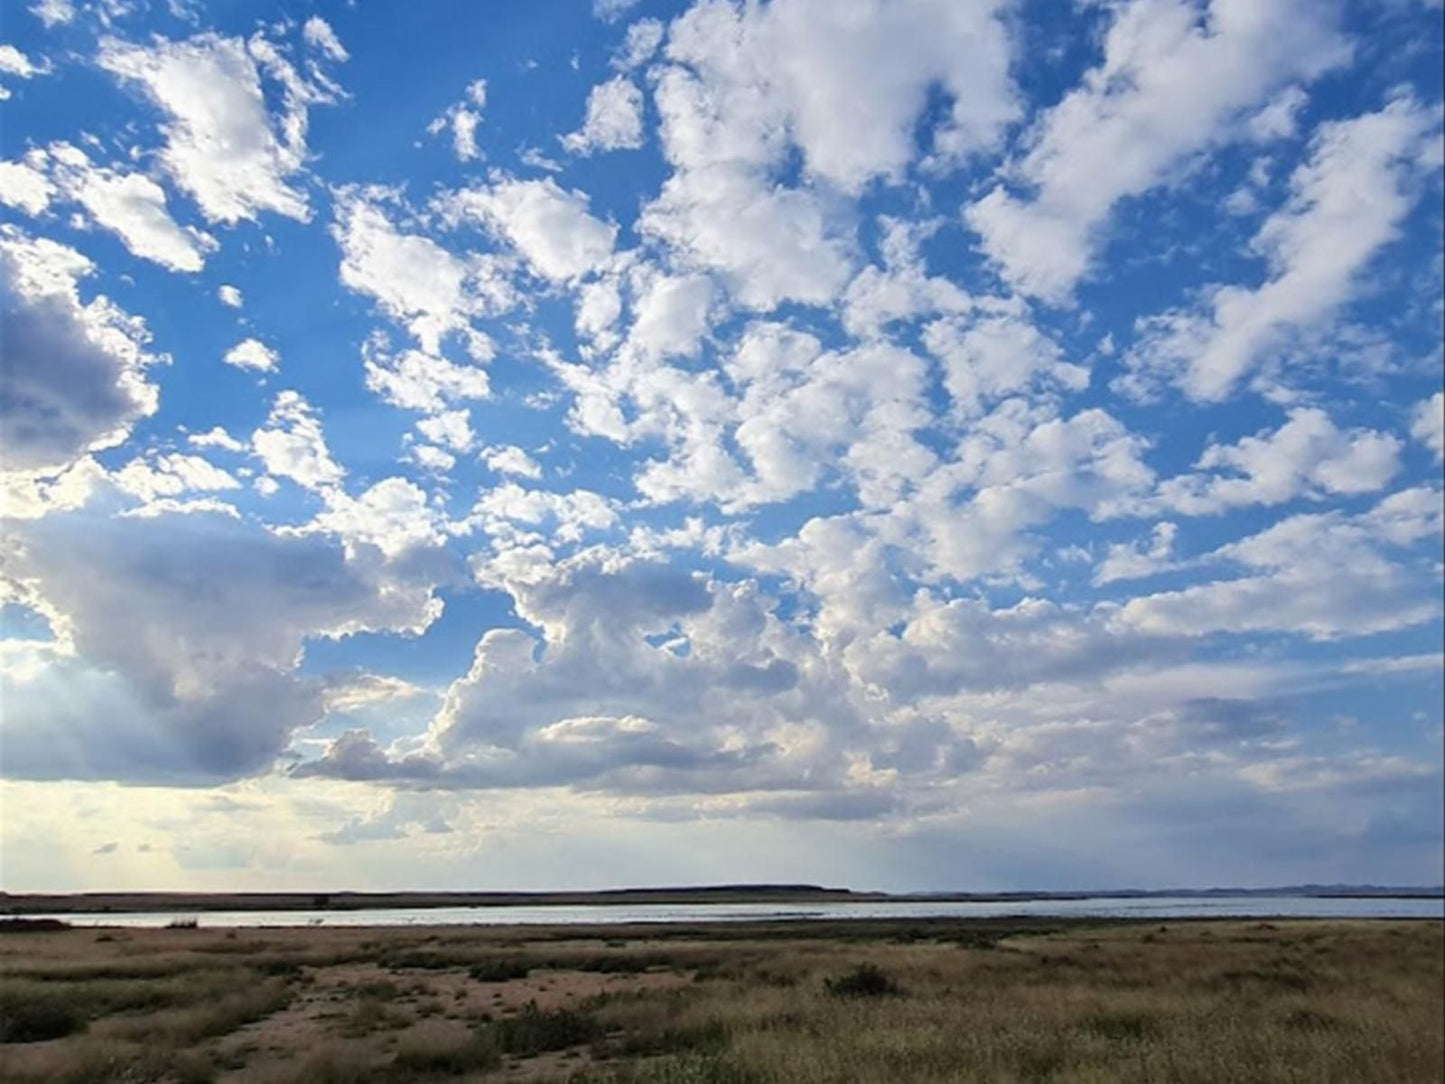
[[0, 240, 158, 473], [1, 507, 442, 784]]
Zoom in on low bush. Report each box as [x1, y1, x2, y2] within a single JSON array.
[[468, 959, 531, 982], [489, 1001, 603, 1055], [0, 995, 84, 1043], [823, 963, 901, 998], [389, 1031, 501, 1074]]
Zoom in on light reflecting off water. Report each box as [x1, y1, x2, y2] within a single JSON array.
[[15, 895, 1444, 928]]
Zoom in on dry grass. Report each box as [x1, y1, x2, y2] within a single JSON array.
[[0, 919, 1438, 1083]]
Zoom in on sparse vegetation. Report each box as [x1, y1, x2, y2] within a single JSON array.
[[0, 918, 1438, 1082]]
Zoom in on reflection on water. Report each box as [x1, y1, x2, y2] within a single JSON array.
[[16, 895, 1445, 928]]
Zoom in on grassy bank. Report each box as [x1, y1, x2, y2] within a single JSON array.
[[1, 918, 1439, 1082]]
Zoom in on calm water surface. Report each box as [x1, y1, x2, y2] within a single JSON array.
[[21, 896, 1445, 928]]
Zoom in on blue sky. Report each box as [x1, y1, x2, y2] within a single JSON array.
[[1, 0, 1442, 893]]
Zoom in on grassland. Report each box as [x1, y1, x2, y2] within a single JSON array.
[[0, 917, 1440, 1083]]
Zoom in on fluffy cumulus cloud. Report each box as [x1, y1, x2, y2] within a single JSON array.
[[224, 337, 279, 372], [436, 176, 617, 282], [562, 76, 646, 155], [250, 390, 344, 491], [1124, 93, 1442, 401], [1410, 392, 1444, 463], [1149, 408, 1402, 514], [1, 0, 1443, 892], [333, 188, 513, 356], [98, 25, 346, 225], [966, 0, 1352, 302]]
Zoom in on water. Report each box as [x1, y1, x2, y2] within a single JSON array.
[[16, 895, 1443, 928]]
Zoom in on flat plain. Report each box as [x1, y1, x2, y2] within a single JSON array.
[[1, 917, 1440, 1083]]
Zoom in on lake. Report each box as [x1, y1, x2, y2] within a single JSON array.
[[18, 895, 1444, 928]]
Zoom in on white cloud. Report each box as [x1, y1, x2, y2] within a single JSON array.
[[614, 18, 663, 71], [416, 409, 474, 452], [562, 77, 645, 155], [408, 444, 456, 474], [575, 277, 623, 350], [223, 337, 279, 372], [302, 16, 349, 62], [905, 403, 1156, 583], [1151, 408, 1402, 514], [966, 0, 1351, 302], [1125, 94, 1441, 401], [333, 188, 513, 355], [436, 176, 617, 282], [1117, 489, 1443, 641], [1, 456, 108, 521], [251, 390, 344, 491], [922, 311, 1090, 417], [467, 483, 619, 543], [428, 79, 487, 162], [113, 451, 240, 503], [593, 0, 640, 22], [98, 30, 342, 224], [0, 227, 162, 475], [1247, 85, 1309, 142], [841, 217, 972, 339], [1410, 392, 1444, 462], [3, 143, 218, 272], [361, 333, 491, 413], [0, 154, 55, 216], [629, 272, 713, 358], [1094, 522, 1180, 585], [313, 477, 447, 559], [636, 0, 1019, 312], [480, 444, 542, 479], [217, 284, 243, 308], [28, 0, 73, 26], [639, 162, 854, 310], [660, 0, 1018, 192], [188, 426, 245, 452], [0, 43, 50, 80]]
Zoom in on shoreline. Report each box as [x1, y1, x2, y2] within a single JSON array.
[[4, 885, 1441, 916]]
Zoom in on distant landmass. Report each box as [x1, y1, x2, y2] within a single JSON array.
[[2, 883, 1441, 914]]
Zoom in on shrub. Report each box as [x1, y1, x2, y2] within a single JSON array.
[[570, 1054, 761, 1083], [0, 996, 84, 1043], [1081, 1012, 1156, 1042], [489, 1001, 603, 1055], [468, 959, 531, 982], [824, 963, 901, 998], [390, 1031, 501, 1075]]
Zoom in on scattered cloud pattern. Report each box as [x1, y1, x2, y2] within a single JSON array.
[[0, 0, 1441, 894]]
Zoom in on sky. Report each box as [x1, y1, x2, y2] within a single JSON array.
[[0, 0, 1442, 895]]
